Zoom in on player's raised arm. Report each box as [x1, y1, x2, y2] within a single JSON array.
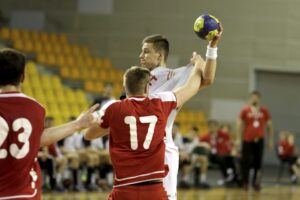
[[40, 104, 99, 146], [173, 52, 204, 108], [200, 23, 223, 90]]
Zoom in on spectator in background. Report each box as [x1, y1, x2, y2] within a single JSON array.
[[277, 131, 300, 183], [186, 127, 210, 188], [201, 120, 239, 186], [236, 91, 274, 191]]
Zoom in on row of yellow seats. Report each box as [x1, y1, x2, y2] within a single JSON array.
[[37, 53, 112, 69], [23, 86, 88, 105], [0, 27, 68, 44], [45, 101, 90, 118], [23, 74, 62, 90], [13, 39, 90, 56], [84, 80, 123, 95], [176, 110, 206, 124], [178, 124, 208, 136], [60, 66, 123, 82]]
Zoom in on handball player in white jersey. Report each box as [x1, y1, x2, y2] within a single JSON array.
[[139, 30, 222, 200]]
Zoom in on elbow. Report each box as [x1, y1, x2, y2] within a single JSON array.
[[202, 78, 215, 86], [84, 133, 93, 141]]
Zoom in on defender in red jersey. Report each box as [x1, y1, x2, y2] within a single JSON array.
[[0, 48, 98, 200], [85, 52, 205, 200]]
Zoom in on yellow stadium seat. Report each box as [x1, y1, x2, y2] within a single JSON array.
[[53, 88, 66, 103], [81, 46, 90, 57], [10, 28, 21, 40], [75, 90, 87, 104], [44, 42, 53, 53], [47, 102, 60, 118], [0, 27, 10, 39], [69, 104, 81, 116], [84, 80, 95, 92], [51, 75, 62, 89], [26, 61, 38, 76], [65, 56, 75, 66], [53, 43, 63, 54], [70, 68, 80, 79], [32, 88, 46, 102], [19, 29, 31, 40], [40, 32, 50, 42], [71, 45, 81, 55], [62, 44, 72, 54], [32, 42, 43, 53], [36, 53, 47, 64], [29, 76, 41, 88], [44, 89, 56, 103], [49, 33, 59, 43], [30, 31, 40, 41], [60, 66, 70, 78], [103, 58, 112, 69], [56, 54, 66, 66], [59, 103, 72, 118], [47, 54, 56, 66], [23, 40, 34, 52], [40, 75, 52, 89], [22, 86, 33, 97], [94, 58, 103, 68], [58, 34, 68, 44], [64, 88, 76, 103], [13, 39, 24, 51]]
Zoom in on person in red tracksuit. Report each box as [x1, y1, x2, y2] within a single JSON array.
[[236, 91, 274, 191]]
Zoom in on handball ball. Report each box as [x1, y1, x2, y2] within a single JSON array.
[[194, 14, 220, 41]]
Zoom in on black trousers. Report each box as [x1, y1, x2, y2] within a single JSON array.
[[241, 139, 264, 185]]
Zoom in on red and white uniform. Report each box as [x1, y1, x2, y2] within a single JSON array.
[[278, 140, 295, 158], [0, 92, 45, 200], [149, 65, 193, 200], [99, 92, 176, 188], [239, 105, 271, 142], [200, 131, 232, 156]]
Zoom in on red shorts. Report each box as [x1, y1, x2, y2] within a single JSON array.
[[108, 183, 168, 200]]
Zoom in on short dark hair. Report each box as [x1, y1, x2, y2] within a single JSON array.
[[0, 48, 26, 86], [250, 90, 261, 97], [142, 34, 169, 62], [124, 66, 151, 96]]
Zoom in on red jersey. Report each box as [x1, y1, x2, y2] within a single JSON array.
[[200, 131, 232, 156], [239, 105, 270, 142], [0, 92, 45, 199], [99, 92, 177, 187], [278, 140, 295, 158]]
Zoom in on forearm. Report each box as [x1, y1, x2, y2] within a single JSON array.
[[41, 121, 81, 147], [84, 125, 108, 140], [174, 64, 202, 107], [200, 58, 217, 88]]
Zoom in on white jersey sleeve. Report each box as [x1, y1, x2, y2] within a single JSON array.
[[149, 64, 194, 93]]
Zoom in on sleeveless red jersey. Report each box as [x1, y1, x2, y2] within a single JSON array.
[[99, 92, 177, 187], [0, 92, 45, 199]]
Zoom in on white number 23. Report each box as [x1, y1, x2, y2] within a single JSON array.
[[0, 117, 32, 159]]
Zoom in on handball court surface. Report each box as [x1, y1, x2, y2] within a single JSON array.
[[42, 186, 300, 200]]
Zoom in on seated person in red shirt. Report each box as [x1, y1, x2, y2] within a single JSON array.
[[277, 131, 300, 181], [200, 120, 238, 185]]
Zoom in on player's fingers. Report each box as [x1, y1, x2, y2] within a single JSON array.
[[87, 103, 100, 114]]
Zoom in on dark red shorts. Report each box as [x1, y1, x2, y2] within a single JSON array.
[[108, 183, 168, 200]]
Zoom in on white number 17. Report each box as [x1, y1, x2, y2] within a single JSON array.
[[124, 115, 158, 150]]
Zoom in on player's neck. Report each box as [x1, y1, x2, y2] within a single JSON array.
[[0, 85, 21, 93]]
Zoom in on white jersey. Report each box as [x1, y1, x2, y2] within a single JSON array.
[[149, 64, 193, 200], [150, 65, 193, 144]]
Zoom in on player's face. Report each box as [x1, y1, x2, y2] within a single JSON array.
[[250, 94, 260, 106], [140, 43, 161, 70]]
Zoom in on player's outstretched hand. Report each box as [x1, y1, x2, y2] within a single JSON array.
[[76, 104, 100, 129], [190, 52, 205, 69], [209, 22, 223, 48]]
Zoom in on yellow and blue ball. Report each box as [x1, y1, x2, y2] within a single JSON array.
[[194, 14, 220, 41]]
